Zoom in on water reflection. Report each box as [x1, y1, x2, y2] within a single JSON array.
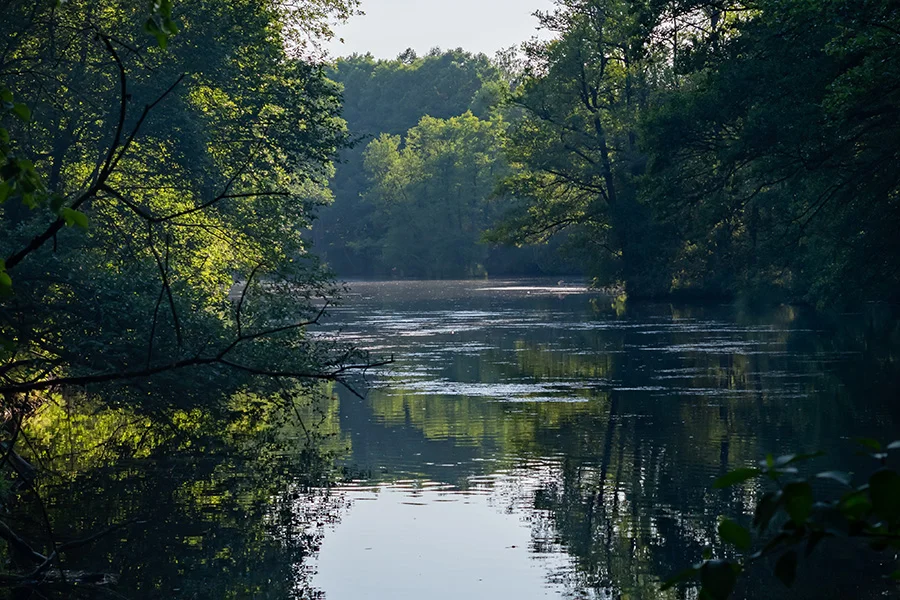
[[12, 280, 897, 599], [312, 279, 899, 599]]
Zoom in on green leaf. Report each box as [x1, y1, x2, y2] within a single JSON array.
[[61, 207, 89, 229], [839, 489, 872, 520], [782, 482, 813, 524], [718, 518, 752, 550], [816, 471, 852, 487], [869, 469, 900, 523], [753, 490, 783, 531], [0, 180, 9, 204], [11, 103, 31, 121], [774, 551, 798, 587], [714, 468, 761, 489], [0, 272, 11, 288], [144, 18, 169, 49], [700, 560, 739, 600], [889, 570, 900, 581], [856, 438, 882, 451]]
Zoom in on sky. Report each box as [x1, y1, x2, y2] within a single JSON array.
[[326, 0, 556, 59]]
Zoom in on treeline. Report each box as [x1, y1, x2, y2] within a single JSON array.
[[318, 0, 899, 305], [313, 50, 580, 278]]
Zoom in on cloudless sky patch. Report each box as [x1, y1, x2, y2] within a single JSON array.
[[327, 0, 556, 59]]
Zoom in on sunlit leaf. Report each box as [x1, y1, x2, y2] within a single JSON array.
[[61, 207, 89, 229]]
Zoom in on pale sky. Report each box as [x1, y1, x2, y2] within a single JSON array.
[[326, 0, 556, 59]]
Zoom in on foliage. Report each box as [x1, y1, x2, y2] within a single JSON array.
[[491, 0, 900, 305], [362, 112, 514, 278], [0, 0, 373, 409], [0, 0, 376, 588], [664, 443, 900, 599], [313, 49, 579, 277]]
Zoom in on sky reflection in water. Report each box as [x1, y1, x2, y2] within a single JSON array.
[[307, 279, 899, 600]]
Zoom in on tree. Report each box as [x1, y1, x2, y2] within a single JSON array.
[[312, 50, 509, 276], [0, 0, 381, 585], [491, 0, 679, 297], [642, 0, 900, 305], [362, 112, 511, 277]]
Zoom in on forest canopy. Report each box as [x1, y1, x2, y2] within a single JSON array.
[[312, 0, 899, 306], [0, 0, 377, 588]]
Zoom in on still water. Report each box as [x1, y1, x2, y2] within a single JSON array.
[[309, 279, 899, 600]]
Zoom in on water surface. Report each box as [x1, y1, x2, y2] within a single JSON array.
[[309, 279, 900, 600]]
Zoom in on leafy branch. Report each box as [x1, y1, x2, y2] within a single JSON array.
[[664, 441, 900, 599]]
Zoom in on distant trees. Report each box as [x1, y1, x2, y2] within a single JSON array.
[[313, 49, 579, 278], [363, 112, 509, 278]]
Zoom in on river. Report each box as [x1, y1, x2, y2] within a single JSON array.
[[305, 279, 899, 600]]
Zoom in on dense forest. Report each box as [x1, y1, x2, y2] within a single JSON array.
[[314, 0, 899, 307], [313, 50, 581, 278], [0, 0, 898, 597]]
